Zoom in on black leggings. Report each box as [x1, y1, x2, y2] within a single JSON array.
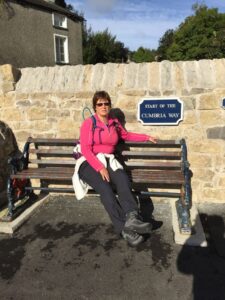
[[78, 161, 138, 233]]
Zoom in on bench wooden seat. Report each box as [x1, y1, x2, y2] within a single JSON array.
[[6, 137, 192, 234]]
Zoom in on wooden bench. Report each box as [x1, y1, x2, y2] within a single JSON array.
[[5, 137, 192, 234]]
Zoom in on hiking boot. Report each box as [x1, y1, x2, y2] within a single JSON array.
[[121, 229, 144, 247], [124, 211, 152, 234]]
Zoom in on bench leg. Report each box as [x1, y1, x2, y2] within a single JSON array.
[[176, 186, 192, 235], [40, 180, 49, 195], [5, 177, 15, 221], [177, 138, 192, 234], [2, 178, 38, 222], [176, 200, 192, 235]]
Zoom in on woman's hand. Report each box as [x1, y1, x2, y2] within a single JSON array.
[[99, 167, 110, 182], [149, 136, 157, 144]]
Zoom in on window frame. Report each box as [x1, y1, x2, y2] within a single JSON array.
[[54, 34, 69, 64], [52, 13, 68, 29]]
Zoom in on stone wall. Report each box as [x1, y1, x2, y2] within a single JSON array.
[[0, 62, 225, 203]]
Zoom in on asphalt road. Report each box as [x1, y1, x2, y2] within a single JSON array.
[[0, 196, 225, 300]]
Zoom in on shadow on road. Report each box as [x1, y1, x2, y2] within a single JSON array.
[[177, 213, 225, 300]]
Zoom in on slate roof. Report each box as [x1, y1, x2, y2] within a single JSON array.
[[16, 0, 84, 22]]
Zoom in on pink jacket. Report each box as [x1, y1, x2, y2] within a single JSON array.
[[80, 114, 150, 172]]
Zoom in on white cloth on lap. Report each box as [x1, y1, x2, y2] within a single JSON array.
[[72, 153, 123, 200]]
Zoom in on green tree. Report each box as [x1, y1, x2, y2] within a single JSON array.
[[157, 29, 174, 60], [83, 27, 129, 64], [130, 47, 156, 63], [164, 4, 225, 61]]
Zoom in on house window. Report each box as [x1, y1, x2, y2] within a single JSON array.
[[53, 13, 67, 29], [54, 34, 69, 64]]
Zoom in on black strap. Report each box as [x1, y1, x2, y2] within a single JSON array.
[[91, 115, 97, 146]]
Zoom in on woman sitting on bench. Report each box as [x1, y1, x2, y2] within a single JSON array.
[[78, 90, 157, 247]]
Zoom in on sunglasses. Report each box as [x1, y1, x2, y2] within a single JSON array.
[[96, 102, 110, 107]]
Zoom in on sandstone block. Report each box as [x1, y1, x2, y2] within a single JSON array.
[[16, 100, 31, 107], [146, 90, 159, 96], [58, 119, 76, 132], [60, 99, 82, 109], [180, 125, 204, 140], [68, 65, 84, 92], [91, 64, 104, 90], [102, 63, 116, 91], [198, 60, 215, 89], [75, 91, 93, 99], [30, 92, 53, 100], [72, 111, 83, 122], [181, 96, 196, 110], [60, 110, 70, 117], [184, 61, 198, 90], [183, 88, 206, 95], [81, 64, 93, 90], [58, 123, 80, 138], [0, 64, 20, 83], [148, 62, 160, 92], [119, 89, 146, 97], [116, 95, 139, 111], [198, 93, 221, 110], [214, 156, 225, 171], [32, 121, 51, 132], [199, 110, 222, 125], [191, 168, 215, 182], [114, 64, 125, 89], [137, 63, 149, 89], [35, 133, 55, 140], [213, 59, 225, 88], [218, 175, 225, 186], [0, 93, 15, 107], [15, 131, 32, 142], [124, 63, 139, 89], [189, 153, 212, 168], [2, 108, 24, 122], [119, 111, 137, 123], [202, 188, 225, 202], [207, 126, 225, 140], [15, 92, 29, 100], [45, 100, 57, 109], [173, 61, 185, 92], [182, 111, 198, 125], [160, 60, 173, 94], [1, 82, 15, 93], [27, 107, 47, 120], [188, 140, 223, 153], [46, 109, 63, 118]]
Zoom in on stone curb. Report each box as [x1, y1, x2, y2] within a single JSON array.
[[171, 202, 207, 247], [0, 195, 49, 234]]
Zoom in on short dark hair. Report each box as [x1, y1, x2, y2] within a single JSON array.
[[92, 91, 111, 111]]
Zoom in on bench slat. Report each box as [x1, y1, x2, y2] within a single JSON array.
[[28, 138, 78, 146], [121, 150, 181, 159], [15, 168, 184, 175], [11, 168, 184, 184], [126, 161, 181, 169], [30, 159, 76, 165], [29, 159, 181, 170], [28, 138, 181, 148], [29, 149, 73, 155], [123, 140, 182, 147], [30, 149, 181, 155], [19, 167, 73, 174]]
